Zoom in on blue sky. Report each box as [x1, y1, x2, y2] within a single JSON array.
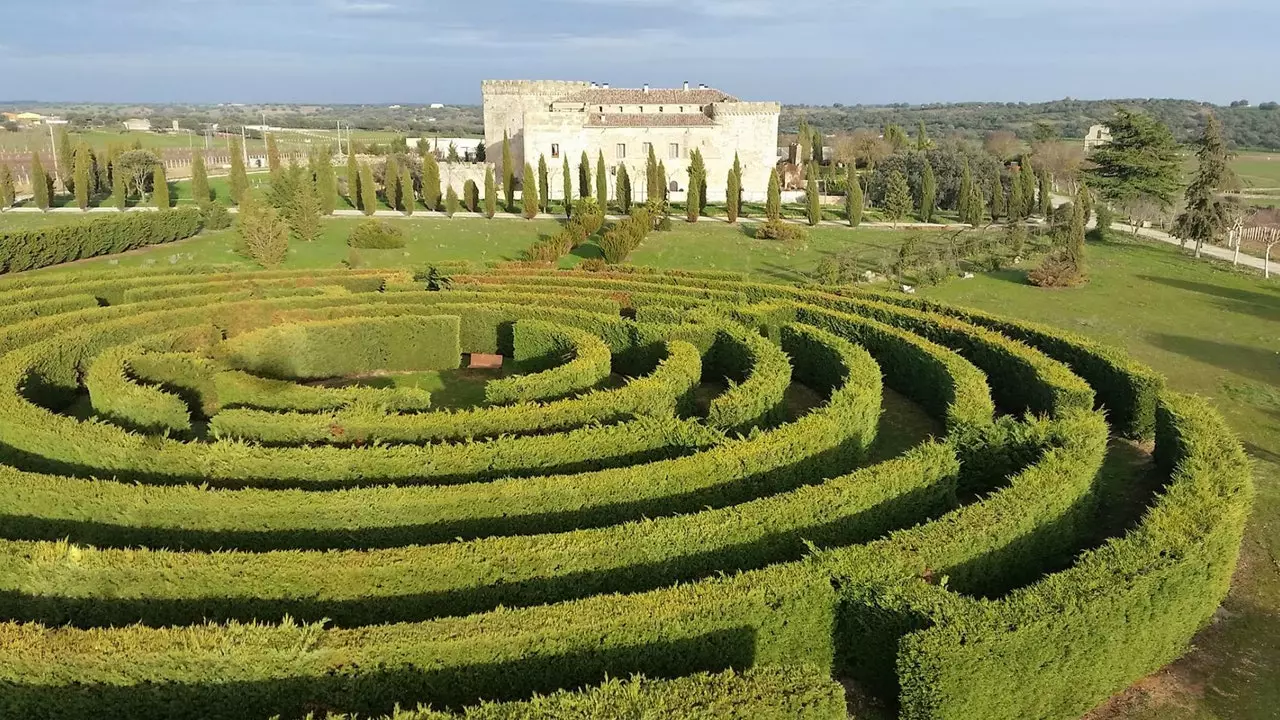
[[1, 0, 1276, 105]]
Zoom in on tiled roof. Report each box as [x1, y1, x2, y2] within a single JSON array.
[[585, 113, 715, 128], [557, 87, 738, 105]]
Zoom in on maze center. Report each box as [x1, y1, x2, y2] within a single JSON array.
[[0, 264, 1252, 720]]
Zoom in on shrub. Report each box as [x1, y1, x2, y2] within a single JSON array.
[[348, 219, 406, 249], [199, 204, 232, 230], [235, 195, 289, 268], [1028, 253, 1086, 288], [0, 208, 203, 274], [754, 218, 808, 242]]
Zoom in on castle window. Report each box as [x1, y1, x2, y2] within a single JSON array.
[[659, 106, 664, 112], [616, 143, 626, 159], [642, 142, 652, 156], [599, 106, 604, 112], [551, 143, 560, 159], [668, 143, 680, 159], [618, 106, 623, 113]]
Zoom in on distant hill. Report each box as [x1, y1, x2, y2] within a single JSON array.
[[781, 98, 1280, 150]]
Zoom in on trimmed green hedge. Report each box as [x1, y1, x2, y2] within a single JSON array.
[[85, 345, 193, 436], [0, 209, 204, 274], [485, 321, 613, 405], [705, 326, 793, 434]]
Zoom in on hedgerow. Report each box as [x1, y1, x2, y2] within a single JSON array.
[[0, 208, 204, 274], [485, 320, 612, 405]]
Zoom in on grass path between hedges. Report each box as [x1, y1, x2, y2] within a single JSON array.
[[1, 213, 1277, 719]]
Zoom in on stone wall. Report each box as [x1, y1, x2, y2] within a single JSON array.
[[481, 80, 591, 184]]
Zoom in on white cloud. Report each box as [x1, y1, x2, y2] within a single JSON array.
[[326, 0, 397, 15]]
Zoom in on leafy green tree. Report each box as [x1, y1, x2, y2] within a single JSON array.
[[916, 120, 930, 151], [55, 126, 73, 190], [152, 164, 169, 210], [74, 144, 92, 210], [846, 164, 863, 227], [596, 150, 608, 213], [884, 124, 910, 152], [484, 164, 496, 218], [1173, 113, 1238, 257], [190, 153, 210, 207], [0, 164, 14, 209], [766, 168, 782, 221], [359, 162, 377, 216], [618, 164, 632, 215], [112, 160, 128, 210], [31, 153, 50, 210], [384, 155, 401, 211], [446, 142, 461, 163], [401, 167, 414, 215], [1084, 108, 1182, 233], [523, 162, 539, 219], [537, 154, 550, 213], [236, 193, 289, 267], [884, 169, 912, 227], [920, 159, 937, 223], [579, 151, 591, 198], [806, 167, 821, 226], [726, 164, 740, 223], [315, 148, 336, 215], [990, 169, 1006, 222], [421, 153, 441, 211], [501, 131, 515, 210], [230, 139, 249, 206], [266, 134, 281, 173], [562, 156, 573, 217], [116, 150, 160, 203], [345, 151, 359, 209]]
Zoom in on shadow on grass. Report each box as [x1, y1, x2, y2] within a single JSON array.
[[1138, 274, 1280, 322], [1148, 333, 1280, 388], [571, 243, 604, 260]]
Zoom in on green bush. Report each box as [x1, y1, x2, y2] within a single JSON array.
[[485, 320, 613, 405], [0, 209, 203, 274], [704, 325, 793, 434], [348, 219, 407, 249], [199, 203, 233, 230]]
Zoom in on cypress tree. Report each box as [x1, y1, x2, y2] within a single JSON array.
[[846, 164, 863, 227], [812, 130, 824, 165], [152, 164, 169, 210], [1078, 183, 1093, 225], [385, 156, 401, 211], [920, 159, 937, 223], [596, 150, 608, 213], [884, 170, 912, 227], [1038, 167, 1053, 218], [55, 126, 73, 190], [1018, 157, 1037, 218], [74, 144, 92, 210], [990, 170, 1006, 222], [732, 153, 744, 219], [0, 164, 14, 209], [618, 164, 632, 215], [957, 162, 973, 223], [806, 166, 820, 226], [766, 168, 782, 221], [484, 165, 496, 218], [537, 154, 550, 213], [229, 138, 248, 206], [1064, 193, 1086, 273], [446, 185, 460, 217], [93, 148, 109, 196], [316, 148, 336, 215], [658, 161, 668, 201], [290, 173, 322, 243], [726, 165, 740, 223], [191, 153, 209, 207], [112, 160, 127, 210], [31, 153, 49, 210], [579, 151, 590, 198], [797, 117, 811, 168], [1009, 170, 1026, 221], [968, 176, 986, 226], [646, 144, 659, 201], [345, 151, 359, 209], [916, 120, 930, 151], [359, 162, 377, 216], [422, 153, 441, 211], [562, 156, 572, 218], [401, 167, 414, 215], [463, 179, 479, 212], [686, 149, 705, 223], [501, 131, 514, 210], [523, 162, 539, 219], [266, 134, 281, 173]]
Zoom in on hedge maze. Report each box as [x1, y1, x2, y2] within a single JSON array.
[[0, 263, 1253, 720]]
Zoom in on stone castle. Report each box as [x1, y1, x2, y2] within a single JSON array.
[[482, 80, 780, 203]]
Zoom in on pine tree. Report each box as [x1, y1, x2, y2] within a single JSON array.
[[236, 193, 289, 268], [359, 162, 377, 216], [990, 169, 1006, 222], [846, 164, 864, 227], [31, 153, 49, 210], [1018, 157, 1037, 218], [579, 151, 591, 199], [522, 162, 539, 219], [726, 165, 740, 223], [920, 160, 937, 223], [1038, 167, 1053, 218], [958, 162, 974, 224], [229, 138, 249, 206], [401, 167, 414, 215], [731, 153, 744, 219], [618, 164, 632, 215], [766, 168, 782, 222], [266, 134, 281, 173], [112, 159, 128, 210], [484, 165, 497, 218], [561, 156, 572, 218], [0, 164, 14, 209], [152, 164, 169, 210], [345, 151, 359, 209], [884, 170, 912, 227], [596, 150, 608, 213], [190, 153, 209, 207], [291, 174, 322, 242], [385, 156, 401, 211], [55, 126, 73, 190], [646, 144, 659, 201], [806, 166, 820, 226], [501, 131, 515, 210], [916, 120, 930, 151], [1084, 108, 1182, 233], [316, 148, 336, 215], [537, 154, 550, 213], [74, 144, 92, 210], [422, 153, 441, 211], [1173, 113, 1236, 257]]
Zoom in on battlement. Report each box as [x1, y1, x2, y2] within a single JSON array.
[[481, 80, 591, 98], [710, 101, 782, 118]]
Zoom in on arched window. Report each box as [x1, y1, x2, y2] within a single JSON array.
[[668, 180, 679, 192]]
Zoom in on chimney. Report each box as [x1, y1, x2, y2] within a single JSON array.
[[699, 83, 706, 90], [683, 81, 689, 91], [590, 81, 597, 88], [643, 83, 649, 94], [602, 82, 610, 89]]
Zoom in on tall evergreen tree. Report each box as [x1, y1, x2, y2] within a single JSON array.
[[30, 153, 49, 210], [579, 151, 591, 198], [646, 144, 659, 200], [74, 144, 92, 210], [884, 170, 912, 227], [152, 164, 169, 210], [316, 148, 336, 215], [731, 153, 744, 219], [112, 159, 127, 210], [537, 154, 550, 213], [967, 175, 986, 226], [920, 160, 937, 223], [958, 162, 974, 224], [1064, 193, 1087, 275], [812, 130, 824, 165], [359, 162, 377, 216], [0, 164, 14, 209], [1018, 157, 1037, 218], [290, 173, 322, 242], [1009, 170, 1026, 221], [596, 150, 608, 213], [806, 166, 821, 226], [916, 120, 930, 151], [190, 153, 209, 207], [463, 179, 479, 213], [618, 164, 632, 215], [266, 134, 281, 173], [422, 153, 441, 211], [686, 149, 705, 222], [1084, 108, 1182, 233], [990, 169, 1006, 222], [401, 167, 414, 215], [385, 156, 401, 211], [484, 165, 497, 218], [562, 156, 573, 218], [726, 165, 740, 224], [53, 126, 73, 191], [229, 139, 249, 206], [846, 164, 863, 227], [501, 131, 515, 210], [1173, 114, 1238, 257], [1037, 167, 1053, 218], [797, 117, 811, 168], [446, 185, 460, 217], [657, 161, 668, 201], [523, 162, 539, 219], [766, 168, 782, 222], [345, 151, 359, 209]]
